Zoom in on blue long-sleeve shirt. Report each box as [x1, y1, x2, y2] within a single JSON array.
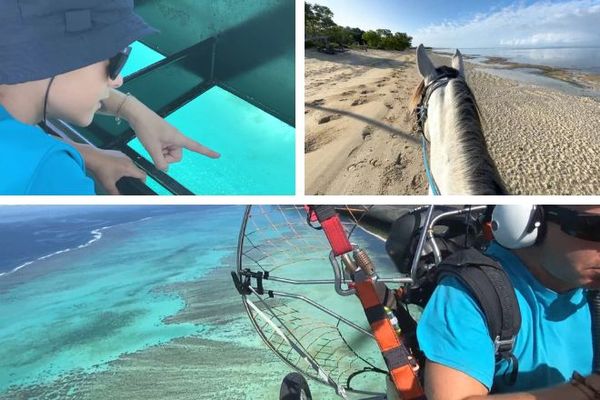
[[0, 104, 95, 195]]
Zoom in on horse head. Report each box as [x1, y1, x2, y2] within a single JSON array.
[[410, 44, 507, 195]]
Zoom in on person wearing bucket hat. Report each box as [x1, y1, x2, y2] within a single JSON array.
[[0, 0, 220, 194]]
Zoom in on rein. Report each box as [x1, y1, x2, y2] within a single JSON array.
[[415, 68, 462, 196]]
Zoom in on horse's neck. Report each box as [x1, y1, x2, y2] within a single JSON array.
[[427, 85, 500, 195], [427, 89, 471, 194]]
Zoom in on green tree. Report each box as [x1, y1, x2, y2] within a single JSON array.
[[327, 26, 353, 46], [305, 2, 317, 37], [394, 32, 413, 50], [306, 2, 412, 51], [362, 30, 381, 48], [346, 27, 365, 44], [362, 29, 412, 50], [305, 2, 335, 37], [376, 29, 392, 38]]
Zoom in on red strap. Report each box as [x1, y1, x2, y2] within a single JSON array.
[[307, 206, 353, 255], [321, 215, 353, 255], [483, 221, 494, 241]]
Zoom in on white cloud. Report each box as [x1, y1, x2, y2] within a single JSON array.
[[413, 0, 600, 48]]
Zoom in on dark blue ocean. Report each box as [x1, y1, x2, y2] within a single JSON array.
[[0, 206, 220, 276]]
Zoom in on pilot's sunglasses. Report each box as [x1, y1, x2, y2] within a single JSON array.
[[545, 206, 600, 242], [108, 46, 132, 80]]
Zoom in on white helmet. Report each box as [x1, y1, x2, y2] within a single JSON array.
[[491, 205, 544, 249]]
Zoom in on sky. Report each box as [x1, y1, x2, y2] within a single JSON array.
[[310, 0, 600, 48]]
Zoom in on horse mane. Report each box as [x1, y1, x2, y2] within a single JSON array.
[[409, 80, 425, 115], [410, 66, 508, 195]]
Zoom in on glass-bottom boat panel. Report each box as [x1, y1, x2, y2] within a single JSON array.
[[127, 86, 295, 195]]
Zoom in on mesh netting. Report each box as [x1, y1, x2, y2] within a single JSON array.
[[237, 205, 396, 398]]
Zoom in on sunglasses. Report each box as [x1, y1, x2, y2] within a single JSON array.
[[545, 206, 600, 242], [108, 46, 132, 80]]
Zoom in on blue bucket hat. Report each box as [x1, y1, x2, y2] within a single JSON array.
[[0, 0, 158, 84]]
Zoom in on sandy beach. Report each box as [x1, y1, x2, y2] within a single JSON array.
[[305, 48, 600, 195]]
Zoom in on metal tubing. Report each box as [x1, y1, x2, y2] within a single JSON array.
[[427, 205, 488, 265], [409, 205, 435, 284], [330, 251, 356, 296], [272, 291, 373, 337]]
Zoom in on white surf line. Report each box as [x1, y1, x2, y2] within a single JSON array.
[[1, 214, 159, 279], [0, 226, 112, 278]]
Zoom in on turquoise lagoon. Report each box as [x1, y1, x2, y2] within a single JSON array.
[[0, 206, 397, 399]]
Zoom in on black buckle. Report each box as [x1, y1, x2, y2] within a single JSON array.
[[231, 269, 268, 295]]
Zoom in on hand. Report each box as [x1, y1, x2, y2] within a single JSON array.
[[125, 97, 220, 171], [83, 147, 147, 195]]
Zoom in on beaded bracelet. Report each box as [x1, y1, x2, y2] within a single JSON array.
[[571, 372, 600, 399], [115, 92, 132, 125]]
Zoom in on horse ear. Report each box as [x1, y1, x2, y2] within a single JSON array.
[[452, 49, 465, 77], [416, 44, 436, 79]]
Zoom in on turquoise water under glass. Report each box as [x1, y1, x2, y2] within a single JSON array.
[[121, 41, 166, 78], [128, 86, 295, 195], [120, 42, 295, 195]]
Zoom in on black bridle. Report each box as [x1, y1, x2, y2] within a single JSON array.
[[414, 67, 462, 195], [415, 67, 462, 138]]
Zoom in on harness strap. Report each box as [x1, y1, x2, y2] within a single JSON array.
[[437, 248, 521, 386], [353, 272, 425, 399], [308, 206, 426, 399], [307, 206, 353, 256]]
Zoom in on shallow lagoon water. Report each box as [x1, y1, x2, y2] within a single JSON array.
[[434, 47, 600, 98], [0, 206, 398, 399], [0, 207, 241, 393], [435, 47, 600, 73], [477, 67, 600, 98]]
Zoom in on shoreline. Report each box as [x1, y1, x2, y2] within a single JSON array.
[[432, 50, 600, 95]]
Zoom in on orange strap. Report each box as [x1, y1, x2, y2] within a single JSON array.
[[354, 278, 426, 400], [308, 206, 426, 399]]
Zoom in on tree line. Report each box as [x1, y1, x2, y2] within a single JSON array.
[[305, 2, 412, 51]]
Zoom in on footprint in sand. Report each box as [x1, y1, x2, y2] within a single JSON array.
[[411, 174, 423, 189], [369, 159, 382, 167], [318, 114, 342, 124], [309, 99, 325, 106], [352, 97, 368, 106], [360, 89, 374, 94], [347, 160, 366, 172], [384, 102, 394, 109], [341, 90, 356, 96], [362, 125, 374, 140]]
